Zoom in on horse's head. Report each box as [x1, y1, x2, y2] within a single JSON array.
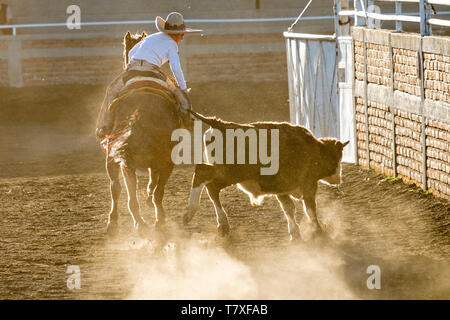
[[123, 31, 147, 68]]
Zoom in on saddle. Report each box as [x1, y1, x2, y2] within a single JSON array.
[[108, 70, 177, 113]]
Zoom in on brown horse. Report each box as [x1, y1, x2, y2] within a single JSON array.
[[99, 32, 180, 238]]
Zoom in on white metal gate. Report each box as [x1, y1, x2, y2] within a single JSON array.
[[284, 32, 355, 163]]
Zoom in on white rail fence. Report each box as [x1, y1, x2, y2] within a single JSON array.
[[0, 2, 449, 36], [0, 16, 336, 36], [338, 0, 450, 35]]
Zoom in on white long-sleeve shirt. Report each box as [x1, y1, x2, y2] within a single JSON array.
[[128, 32, 187, 90]]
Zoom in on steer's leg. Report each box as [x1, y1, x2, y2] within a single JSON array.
[[106, 157, 121, 237], [152, 163, 173, 232], [205, 182, 230, 237], [183, 165, 211, 225], [303, 185, 326, 238], [277, 195, 301, 241], [183, 182, 206, 225], [121, 165, 151, 239]]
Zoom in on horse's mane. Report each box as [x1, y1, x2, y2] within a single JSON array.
[[123, 31, 147, 69]]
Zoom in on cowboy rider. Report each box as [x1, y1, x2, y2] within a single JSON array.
[[96, 12, 202, 139]]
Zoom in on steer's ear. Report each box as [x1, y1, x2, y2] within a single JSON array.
[[335, 140, 350, 149]]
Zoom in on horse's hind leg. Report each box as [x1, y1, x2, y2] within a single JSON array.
[[152, 163, 173, 232], [106, 157, 121, 237], [121, 165, 151, 239], [145, 168, 159, 208]]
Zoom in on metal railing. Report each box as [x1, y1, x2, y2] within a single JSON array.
[[338, 0, 450, 35]]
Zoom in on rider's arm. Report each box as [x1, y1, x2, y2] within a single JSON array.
[[168, 47, 187, 91]]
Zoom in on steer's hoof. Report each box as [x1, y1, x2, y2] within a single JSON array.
[[136, 222, 152, 240], [217, 224, 230, 237]]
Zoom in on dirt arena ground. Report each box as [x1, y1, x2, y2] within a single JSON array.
[[0, 82, 449, 299]]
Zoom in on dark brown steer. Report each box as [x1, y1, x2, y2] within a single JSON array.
[[183, 111, 349, 240]]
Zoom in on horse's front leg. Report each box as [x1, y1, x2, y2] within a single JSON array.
[[121, 165, 151, 239], [106, 157, 121, 237]]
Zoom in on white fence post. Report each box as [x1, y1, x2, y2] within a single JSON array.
[[354, 0, 366, 26], [395, 2, 403, 32], [420, 0, 432, 36]]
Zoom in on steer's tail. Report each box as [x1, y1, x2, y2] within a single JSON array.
[[187, 109, 254, 131]]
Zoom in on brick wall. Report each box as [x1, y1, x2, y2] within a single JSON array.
[[353, 27, 450, 200], [424, 52, 450, 104], [393, 48, 421, 96]]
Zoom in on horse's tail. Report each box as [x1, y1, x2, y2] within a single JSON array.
[[187, 109, 254, 131]]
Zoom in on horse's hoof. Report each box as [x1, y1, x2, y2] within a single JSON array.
[[289, 231, 302, 242], [154, 221, 167, 233], [136, 222, 152, 240], [183, 211, 194, 225], [217, 224, 230, 237], [106, 222, 119, 238], [289, 225, 302, 242], [311, 228, 329, 242]]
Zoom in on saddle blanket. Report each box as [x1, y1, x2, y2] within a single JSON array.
[[109, 70, 177, 113]]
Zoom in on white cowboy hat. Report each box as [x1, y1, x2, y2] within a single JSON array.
[[155, 12, 202, 34]]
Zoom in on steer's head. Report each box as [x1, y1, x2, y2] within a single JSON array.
[[318, 138, 350, 185]]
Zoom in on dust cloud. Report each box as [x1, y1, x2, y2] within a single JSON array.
[[126, 237, 258, 299], [119, 231, 359, 300], [104, 191, 449, 300]]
